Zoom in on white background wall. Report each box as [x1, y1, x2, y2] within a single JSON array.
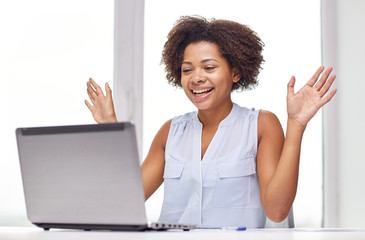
[[0, 0, 114, 226], [322, 0, 365, 228]]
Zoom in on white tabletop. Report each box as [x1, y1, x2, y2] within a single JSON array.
[[1, 226, 365, 240]]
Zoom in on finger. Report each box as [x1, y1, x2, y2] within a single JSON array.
[[87, 90, 95, 104], [287, 76, 296, 97], [87, 79, 96, 92], [314, 66, 334, 91], [89, 77, 103, 96], [105, 82, 112, 99], [319, 88, 337, 107], [87, 81, 97, 98], [84, 99, 94, 112], [306, 66, 325, 87], [319, 74, 336, 97], [86, 83, 97, 102]]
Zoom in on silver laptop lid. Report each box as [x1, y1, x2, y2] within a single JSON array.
[[16, 122, 147, 226]]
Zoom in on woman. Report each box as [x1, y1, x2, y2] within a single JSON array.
[[85, 16, 336, 228]]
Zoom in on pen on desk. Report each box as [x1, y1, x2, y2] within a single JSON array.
[[221, 227, 247, 231]]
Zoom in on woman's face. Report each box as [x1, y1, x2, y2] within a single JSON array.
[[180, 41, 240, 111]]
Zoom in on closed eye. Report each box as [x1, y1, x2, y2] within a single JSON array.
[[182, 69, 192, 73], [205, 66, 216, 71]]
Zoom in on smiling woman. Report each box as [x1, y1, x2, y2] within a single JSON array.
[[143, 0, 323, 227], [88, 14, 335, 227]]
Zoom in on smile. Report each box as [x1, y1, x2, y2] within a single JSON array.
[[192, 88, 214, 96]]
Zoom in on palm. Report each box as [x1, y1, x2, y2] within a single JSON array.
[[85, 78, 117, 123], [287, 66, 337, 127], [90, 93, 115, 123]]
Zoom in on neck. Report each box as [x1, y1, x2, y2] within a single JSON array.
[[197, 101, 234, 127]]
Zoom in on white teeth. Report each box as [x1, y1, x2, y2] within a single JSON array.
[[193, 88, 212, 94]]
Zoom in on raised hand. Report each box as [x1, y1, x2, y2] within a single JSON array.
[[287, 66, 337, 127], [85, 78, 117, 123]]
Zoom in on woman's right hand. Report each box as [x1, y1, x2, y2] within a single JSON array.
[[85, 78, 117, 123]]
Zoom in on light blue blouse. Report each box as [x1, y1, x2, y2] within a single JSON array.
[[158, 103, 266, 228]]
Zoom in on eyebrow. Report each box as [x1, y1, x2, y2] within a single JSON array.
[[182, 59, 219, 65]]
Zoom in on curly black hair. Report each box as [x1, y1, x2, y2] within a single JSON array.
[[161, 15, 264, 91]]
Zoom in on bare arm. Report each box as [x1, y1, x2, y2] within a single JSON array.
[[257, 113, 303, 222], [141, 120, 171, 200], [257, 66, 337, 222]]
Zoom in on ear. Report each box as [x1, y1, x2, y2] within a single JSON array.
[[232, 68, 241, 83]]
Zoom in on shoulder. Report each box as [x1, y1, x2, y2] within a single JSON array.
[[170, 111, 197, 125], [157, 109, 196, 135], [155, 110, 196, 149], [233, 103, 259, 116], [258, 110, 280, 124], [155, 119, 172, 148], [258, 110, 283, 141]]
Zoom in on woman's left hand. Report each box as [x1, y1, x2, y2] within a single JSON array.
[[287, 66, 337, 127]]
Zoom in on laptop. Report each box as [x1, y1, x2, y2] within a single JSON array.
[[16, 122, 195, 231]]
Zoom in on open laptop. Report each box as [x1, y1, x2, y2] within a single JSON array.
[[16, 122, 195, 231]]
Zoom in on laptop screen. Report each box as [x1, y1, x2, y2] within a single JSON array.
[[16, 122, 147, 226]]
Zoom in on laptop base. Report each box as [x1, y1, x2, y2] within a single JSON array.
[[34, 222, 194, 231]]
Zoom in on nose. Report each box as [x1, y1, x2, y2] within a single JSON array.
[[190, 70, 207, 85]]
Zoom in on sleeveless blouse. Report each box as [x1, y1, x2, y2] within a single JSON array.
[[158, 103, 266, 228]]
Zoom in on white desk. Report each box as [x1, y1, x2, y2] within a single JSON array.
[[1, 226, 365, 240]]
